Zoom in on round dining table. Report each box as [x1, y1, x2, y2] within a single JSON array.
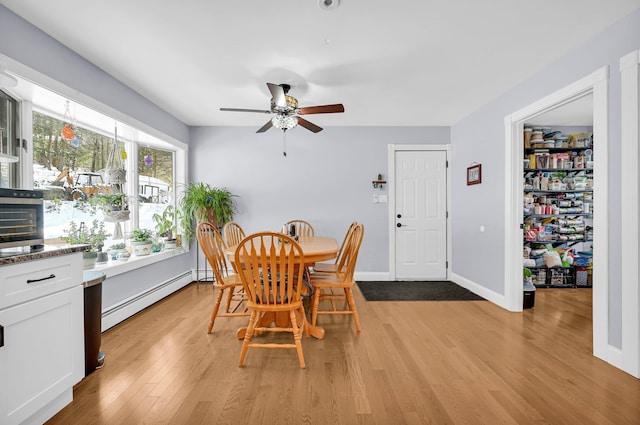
[[225, 235, 339, 340], [224, 235, 339, 265]]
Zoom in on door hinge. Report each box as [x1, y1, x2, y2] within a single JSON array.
[[446, 160, 449, 168], [0, 324, 4, 348], [446, 261, 449, 269], [446, 211, 449, 218]]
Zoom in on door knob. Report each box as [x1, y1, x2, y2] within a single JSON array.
[[397, 214, 402, 218], [397, 223, 402, 228]]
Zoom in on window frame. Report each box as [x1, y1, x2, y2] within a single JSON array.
[[4, 70, 189, 276]]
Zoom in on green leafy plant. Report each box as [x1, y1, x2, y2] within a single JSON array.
[[152, 205, 176, 239], [109, 242, 126, 250], [178, 182, 237, 244], [130, 228, 153, 243], [62, 220, 111, 252], [89, 193, 127, 210]]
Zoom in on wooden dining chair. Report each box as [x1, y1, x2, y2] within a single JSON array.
[[310, 223, 364, 335], [223, 221, 245, 247], [197, 222, 249, 334], [235, 232, 308, 368], [285, 219, 315, 238], [313, 221, 357, 274]]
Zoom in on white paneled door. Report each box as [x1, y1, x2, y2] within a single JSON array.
[[394, 150, 447, 279]]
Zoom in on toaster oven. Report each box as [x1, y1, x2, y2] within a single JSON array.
[[0, 188, 44, 250]]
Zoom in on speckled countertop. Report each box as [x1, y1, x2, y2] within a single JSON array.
[[0, 244, 90, 265]]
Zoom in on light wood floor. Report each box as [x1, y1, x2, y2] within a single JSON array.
[[47, 283, 639, 425]]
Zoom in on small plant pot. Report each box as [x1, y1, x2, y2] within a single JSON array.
[[82, 251, 98, 270], [163, 239, 177, 249], [130, 240, 152, 256], [108, 248, 128, 261]]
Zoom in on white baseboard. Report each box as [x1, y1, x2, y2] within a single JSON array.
[[24, 388, 73, 425], [450, 272, 509, 310], [192, 268, 215, 282], [354, 271, 391, 281], [102, 271, 192, 331]]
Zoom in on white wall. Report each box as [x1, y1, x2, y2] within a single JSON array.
[[189, 126, 450, 273], [451, 8, 640, 349], [0, 5, 195, 315]]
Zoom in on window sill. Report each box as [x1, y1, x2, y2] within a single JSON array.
[[90, 247, 189, 278]]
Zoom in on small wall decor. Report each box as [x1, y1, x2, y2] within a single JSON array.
[[467, 163, 482, 185], [372, 173, 386, 189]]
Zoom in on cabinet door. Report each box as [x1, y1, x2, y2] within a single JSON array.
[[0, 286, 83, 425]]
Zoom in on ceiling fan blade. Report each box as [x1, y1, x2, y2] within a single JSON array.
[[297, 117, 323, 133], [267, 83, 287, 108], [220, 108, 271, 114], [298, 104, 344, 115], [256, 120, 273, 133]]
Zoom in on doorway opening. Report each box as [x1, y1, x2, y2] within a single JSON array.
[[504, 66, 609, 361]]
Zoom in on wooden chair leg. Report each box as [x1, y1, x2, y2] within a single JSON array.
[[311, 288, 321, 326], [224, 286, 235, 313], [238, 311, 258, 367], [290, 310, 306, 368], [345, 288, 361, 335], [207, 287, 226, 333]]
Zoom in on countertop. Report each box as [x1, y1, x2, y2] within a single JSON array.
[[0, 244, 90, 266]]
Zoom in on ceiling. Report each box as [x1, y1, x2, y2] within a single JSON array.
[[1, 0, 638, 128]]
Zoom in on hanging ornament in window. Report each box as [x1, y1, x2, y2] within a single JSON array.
[[144, 154, 152, 166], [60, 100, 75, 140], [61, 124, 74, 140], [120, 149, 127, 160], [70, 136, 81, 148]]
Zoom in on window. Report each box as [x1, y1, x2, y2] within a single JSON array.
[[0, 89, 20, 188], [22, 84, 184, 253], [138, 146, 174, 233]]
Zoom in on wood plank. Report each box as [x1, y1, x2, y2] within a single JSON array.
[[45, 285, 640, 425]]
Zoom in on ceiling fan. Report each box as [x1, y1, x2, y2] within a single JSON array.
[[220, 83, 344, 133]]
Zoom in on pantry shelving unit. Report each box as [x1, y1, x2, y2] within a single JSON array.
[[523, 129, 593, 288]]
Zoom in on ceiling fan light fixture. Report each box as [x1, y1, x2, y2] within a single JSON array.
[[272, 114, 298, 131]]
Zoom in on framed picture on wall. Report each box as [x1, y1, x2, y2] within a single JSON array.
[[467, 164, 482, 185]]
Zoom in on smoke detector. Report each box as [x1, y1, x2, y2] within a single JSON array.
[[318, 0, 340, 11]]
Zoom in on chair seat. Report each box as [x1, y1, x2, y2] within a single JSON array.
[[309, 273, 353, 287], [312, 262, 339, 273], [213, 273, 243, 288], [245, 299, 304, 312]]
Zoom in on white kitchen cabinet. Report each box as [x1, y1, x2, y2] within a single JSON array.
[[0, 253, 83, 425]]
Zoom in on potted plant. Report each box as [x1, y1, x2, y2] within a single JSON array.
[[178, 182, 237, 244], [89, 193, 125, 210], [107, 242, 128, 260], [89, 192, 130, 222], [129, 228, 153, 256], [62, 220, 111, 269], [152, 205, 177, 248]]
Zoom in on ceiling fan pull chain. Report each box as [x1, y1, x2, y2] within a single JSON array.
[[282, 131, 287, 157]]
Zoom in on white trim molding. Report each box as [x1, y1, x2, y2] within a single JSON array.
[[504, 66, 610, 364], [619, 49, 640, 378]]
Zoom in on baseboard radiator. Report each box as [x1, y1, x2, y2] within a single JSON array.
[[102, 271, 193, 331]]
